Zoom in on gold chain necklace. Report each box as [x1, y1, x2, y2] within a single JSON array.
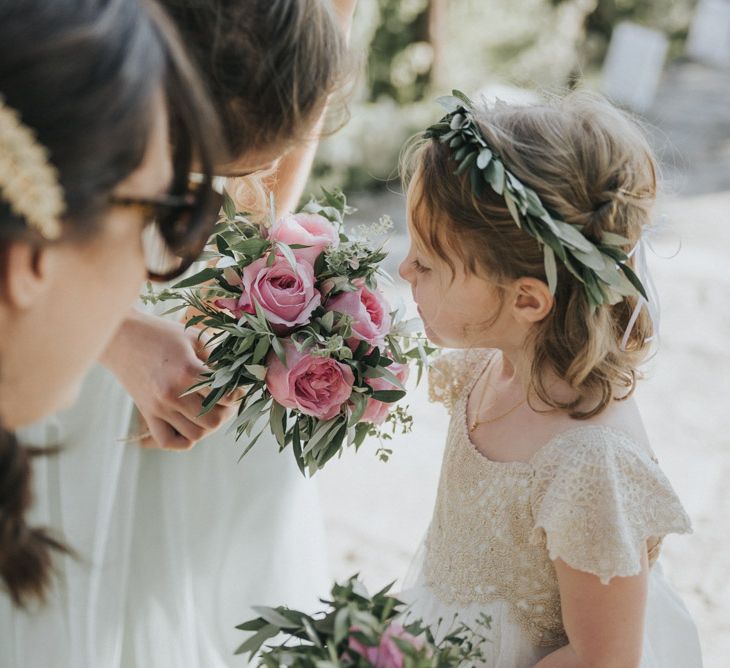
[[468, 368, 527, 433], [469, 397, 527, 432]]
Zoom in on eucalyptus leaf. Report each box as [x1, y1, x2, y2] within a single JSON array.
[[435, 95, 463, 111], [270, 400, 286, 447], [455, 151, 477, 176], [449, 113, 465, 130], [504, 193, 521, 227], [476, 148, 493, 169], [371, 389, 406, 403], [450, 89, 474, 106], [244, 364, 267, 381], [222, 190, 236, 220], [172, 267, 219, 289], [271, 336, 287, 366], [234, 623, 279, 656], [543, 245, 558, 294], [552, 220, 594, 253], [571, 246, 606, 272], [348, 393, 367, 427], [276, 241, 298, 270], [485, 160, 505, 195], [253, 335, 272, 364], [251, 606, 300, 630], [620, 263, 649, 300]]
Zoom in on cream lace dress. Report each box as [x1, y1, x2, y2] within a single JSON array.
[[401, 350, 702, 667]]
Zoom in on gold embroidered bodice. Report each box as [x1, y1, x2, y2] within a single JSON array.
[[423, 350, 693, 647]]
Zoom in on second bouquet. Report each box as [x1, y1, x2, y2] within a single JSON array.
[[147, 189, 431, 475]]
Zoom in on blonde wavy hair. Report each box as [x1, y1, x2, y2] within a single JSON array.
[[403, 91, 658, 419]]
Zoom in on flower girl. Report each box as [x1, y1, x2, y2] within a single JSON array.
[[397, 91, 703, 667]]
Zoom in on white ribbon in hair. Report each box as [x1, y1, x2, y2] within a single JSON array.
[[620, 213, 679, 352]]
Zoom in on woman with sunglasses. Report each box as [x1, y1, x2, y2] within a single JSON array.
[[0, 0, 222, 654], [4, 1, 356, 666]]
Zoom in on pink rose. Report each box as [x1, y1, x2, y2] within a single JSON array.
[[326, 280, 391, 350], [361, 362, 409, 425], [213, 296, 252, 319], [227, 253, 321, 333], [347, 624, 424, 668], [266, 340, 354, 420], [269, 212, 339, 264]]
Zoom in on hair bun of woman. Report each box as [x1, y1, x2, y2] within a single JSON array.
[[0, 434, 67, 606]]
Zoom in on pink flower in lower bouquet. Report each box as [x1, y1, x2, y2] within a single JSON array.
[[217, 253, 321, 333], [270, 212, 339, 264], [347, 624, 425, 668], [361, 362, 409, 425], [326, 280, 391, 350], [266, 340, 355, 421]]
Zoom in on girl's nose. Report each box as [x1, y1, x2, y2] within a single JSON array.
[[398, 257, 412, 283]]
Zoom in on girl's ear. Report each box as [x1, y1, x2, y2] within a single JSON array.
[[510, 277, 554, 324], [1, 242, 53, 310]]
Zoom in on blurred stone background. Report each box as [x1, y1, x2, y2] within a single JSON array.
[[301, 1, 729, 666]]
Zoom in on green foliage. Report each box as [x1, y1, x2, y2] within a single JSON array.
[[367, 0, 433, 104], [236, 575, 491, 667]]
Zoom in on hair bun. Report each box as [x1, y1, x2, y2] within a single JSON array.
[[0, 433, 66, 607]]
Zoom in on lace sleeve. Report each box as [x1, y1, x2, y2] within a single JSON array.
[[428, 349, 490, 413], [529, 426, 693, 584]]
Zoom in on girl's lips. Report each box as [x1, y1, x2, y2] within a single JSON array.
[[416, 306, 434, 336]]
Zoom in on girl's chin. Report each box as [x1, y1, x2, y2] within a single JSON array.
[[416, 307, 443, 345], [422, 321, 442, 346]]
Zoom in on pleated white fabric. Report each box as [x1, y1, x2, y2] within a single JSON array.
[[119, 426, 330, 667], [0, 365, 139, 667], [1, 352, 330, 668]]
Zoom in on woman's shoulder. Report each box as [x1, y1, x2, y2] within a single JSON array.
[[428, 348, 495, 412]]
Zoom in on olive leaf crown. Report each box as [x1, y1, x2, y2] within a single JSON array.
[[423, 90, 648, 310]]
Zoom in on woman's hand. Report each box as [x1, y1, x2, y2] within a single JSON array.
[[534, 554, 649, 668], [101, 309, 243, 450]]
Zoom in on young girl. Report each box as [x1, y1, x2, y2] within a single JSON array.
[[398, 92, 702, 667]]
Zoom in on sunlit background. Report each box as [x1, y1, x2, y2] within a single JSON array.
[[300, 1, 730, 666]]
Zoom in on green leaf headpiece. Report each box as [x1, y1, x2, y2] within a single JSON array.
[[424, 90, 648, 310]]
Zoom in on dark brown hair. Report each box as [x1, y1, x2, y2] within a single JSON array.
[[0, 0, 220, 606], [405, 91, 658, 418], [0, 436, 68, 606], [160, 0, 349, 156]]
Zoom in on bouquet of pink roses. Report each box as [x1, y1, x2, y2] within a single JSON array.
[[147, 189, 432, 475], [236, 575, 490, 667]]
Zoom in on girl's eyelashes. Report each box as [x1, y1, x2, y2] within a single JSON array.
[[412, 259, 430, 273]]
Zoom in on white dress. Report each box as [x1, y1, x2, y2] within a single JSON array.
[[400, 350, 703, 667], [0, 316, 330, 667]]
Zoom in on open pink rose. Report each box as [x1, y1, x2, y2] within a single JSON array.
[[326, 280, 391, 350], [361, 362, 409, 425], [222, 253, 320, 333], [269, 212, 339, 264], [266, 341, 354, 420], [347, 624, 424, 668]]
